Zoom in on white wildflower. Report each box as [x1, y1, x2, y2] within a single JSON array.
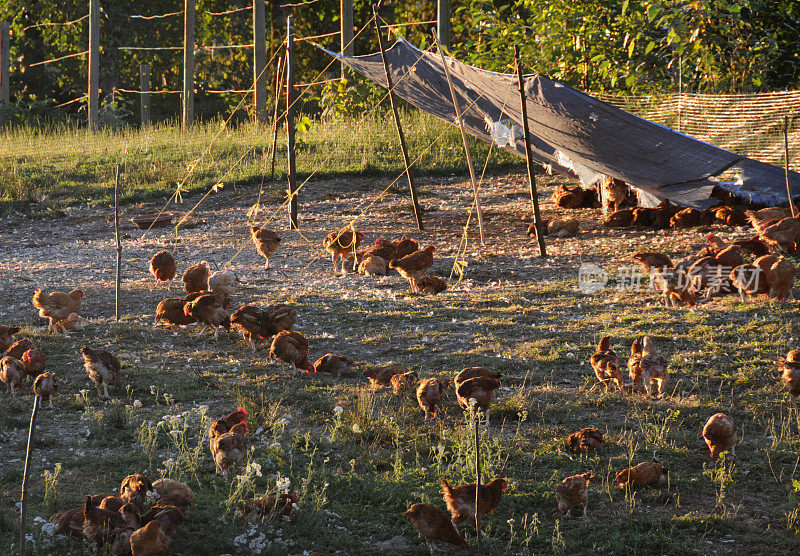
[[333, 405, 344, 415], [351, 423, 362, 433], [133, 399, 142, 408]]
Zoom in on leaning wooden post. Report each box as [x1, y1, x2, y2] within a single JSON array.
[[474, 408, 483, 555], [0, 22, 9, 126], [19, 395, 40, 556], [253, 0, 268, 123], [139, 63, 151, 127], [340, 0, 354, 79], [437, 0, 450, 50], [373, 6, 424, 231], [432, 29, 485, 246], [785, 115, 796, 217], [87, 0, 100, 131], [182, 0, 196, 129], [514, 45, 546, 257], [114, 164, 122, 321], [286, 16, 298, 229], [269, 56, 284, 180]]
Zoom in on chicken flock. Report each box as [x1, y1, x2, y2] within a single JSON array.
[[4, 188, 800, 554]]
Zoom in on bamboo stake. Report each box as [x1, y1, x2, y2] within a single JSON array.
[[474, 410, 483, 555], [270, 56, 284, 180], [19, 395, 40, 555], [785, 115, 796, 217], [432, 29, 485, 246], [114, 164, 122, 321], [286, 16, 298, 229], [514, 46, 546, 257], [373, 5, 424, 231]]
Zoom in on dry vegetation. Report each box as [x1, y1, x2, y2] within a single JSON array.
[[1, 168, 800, 554]]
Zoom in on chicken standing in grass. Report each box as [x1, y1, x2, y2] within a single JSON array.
[[364, 364, 409, 388], [416, 275, 447, 295], [230, 304, 297, 349], [129, 520, 169, 556], [269, 330, 313, 372], [81, 345, 121, 399], [628, 336, 668, 396], [182, 292, 230, 338], [391, 370, 419, 394], [703, 413, 737, 460], [416, 378, 449, 420], [181, 261, 211, 293], [208, 270, 238, 309], [149, 250, 177, 284], [5, 337, 32, 359], [590, 336, 623, 391], [323, 229, 364, 273], [32, 289, 85, 334], [21, 348, 46, 379], [389, 246, 435, 292], [778, 350, 800, 407], [566, 427, 604, 454], [33, 371, 57, 407], [250, 226, 281, 270], [0, 355, 25, 395], [439, 477, 507, 526], [312, 353, 354, 376], [0, 325, 19, 352], [403, 503, 469, 552], [210, 421, 247, 476], [556, 472, 593, 518], [615, 462, 668, 488]]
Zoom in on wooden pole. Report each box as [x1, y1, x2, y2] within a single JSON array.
[[139, 63, 151, 127], [87, 0, 100, 131], [114, 164, 121, 321], [785, 115, 796, 217], [437, 0, 451, 50], [0, 22, 9, 126], [373, 5, 424, 231], [182, 0, 195, 129], [432, 29, 485, 246], [474, 410, 483, 555], [340, 0, 354, 79], [253, 0, 268, 123], [514, 46, 546, 257], [286, 16, 298, 229], [270, 56, 284, 180], [19, 395, 39, 556]]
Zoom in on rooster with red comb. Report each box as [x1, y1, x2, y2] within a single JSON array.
[[208, 407, 248, 440]]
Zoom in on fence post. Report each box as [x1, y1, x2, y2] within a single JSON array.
[[114, 164, 122, 321], [253, 0, 268, 123], [139, 63, 150, 127], [437, 0, 450, 50], [19, 395, 39, 556], [0, 22, 9, 126], [340, 0, 353, 79], [286, 16, 298, 229], [182, 0, 195, 129], [785, 115, 796, 217], [88, 0, 100, 131]]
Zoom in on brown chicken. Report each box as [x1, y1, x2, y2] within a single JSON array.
[[439, 477, 507, 526], [566, 427, 604, 454], [210, 422, 247, 476], [628, 336, 668, 396], [149, 250, 177, 283], [602, 176, 627, 213], [32, 289, 85, 333], [754, 254, 797, 299], [155, 295, 200, 329], [364, 364, 409, 388], [323, 229, 365, 272], [729, 264, 769, 301], [238, 492, 298, 523], [590, 336, 623, 390], [651, 266, 696, 307], [552, 184, 593, 209], [706, 234, 745, 267], [363, 237, 400, 262], [181, 261, 211, 293], [391, 370, 420, 394], [151, 478, 196, 515], [416, 275, 447, 295], [183, 292, 230, 338], [759, 215, 800, 251], [416, 378, 450, 420], [713, 206, 747, 226], [527, 217, 580, 238], [111, 503, 142, 556], [403, 503, 469, 550], [51, 494, 106, 539], [670, 207, 702, 228], [55, 312, 84, 333], [1, 355, 25, 395], [455, 376, 501, 421], [81, 345, 122, 399], [33, 371, 57, 407], [603, 208, 635, 227], [631, 207, 655, 227], [230, 304, 297, 349], [358, 255, 389, 276], [454, 367, 501, 386], [389, 246, 436, 292], [779, 350, 800, 401], [313, 353, 354, 376], [120, 474, 154, 510], [0, 325, 19, 352], [269, 330, 313, 372], [208, 270, 238, 309], [129, 520, 170, 556], [746, 207, 791, 223], [5, 337, 33, 359], [209, 407, 248, 441], [615, 462, 668, 488], [556, 472, 593, 518], [731, 236, 770, 257], [392, 235, 420, 258], [83, 494, 126, 545], [631, 251, 674, 274], [21, 348, 46, 378], [703, 413, 737, 460], [140, 504, 185, 536], [251, 226, 281, 269]]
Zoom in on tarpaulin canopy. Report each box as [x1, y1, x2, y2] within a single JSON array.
[[321, 38, 800, 210]]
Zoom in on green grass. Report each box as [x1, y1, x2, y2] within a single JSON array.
[[0, 110, 518, 214]]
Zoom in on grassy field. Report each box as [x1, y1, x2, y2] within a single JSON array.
[[1, 119, 800, 555]]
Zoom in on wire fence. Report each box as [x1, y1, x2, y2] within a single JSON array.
[[595, 91, 800, 172]]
